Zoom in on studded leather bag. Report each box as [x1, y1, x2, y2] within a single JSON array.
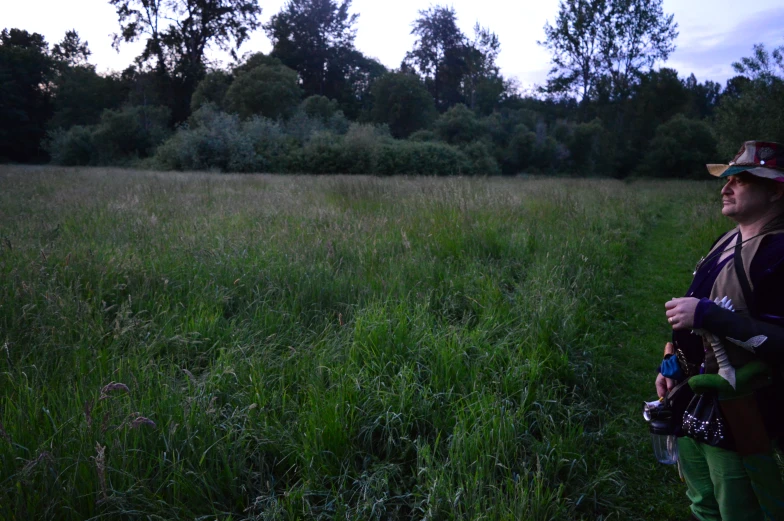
[[682, 392, 734, 450]]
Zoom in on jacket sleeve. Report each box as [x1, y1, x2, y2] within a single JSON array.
[[701, 304, 784, 364]]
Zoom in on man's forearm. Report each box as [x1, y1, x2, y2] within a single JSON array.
[[700, 303, 784, 363]]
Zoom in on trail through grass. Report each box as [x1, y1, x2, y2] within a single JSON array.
[[595, 192, 729, 519]]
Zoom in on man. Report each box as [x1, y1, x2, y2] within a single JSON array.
[[656, 141, 784, 521]]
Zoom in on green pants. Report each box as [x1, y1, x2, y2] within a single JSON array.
[[678, 437, 784, 521]]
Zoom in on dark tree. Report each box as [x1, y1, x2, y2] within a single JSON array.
[[370, 72, 436, 138], [463, 23, 505, 115], [405, 5, 467, 111], [265, 0, 365, 110], [714, 44, 784, 158], [48, 32, 128, 130], [732, 43, 784, 80], [684, 74, 720, 119], [51, 30, 91, 68], [0, 29, 55, 162], [49, 67, 128, 129], [109, 0, 262, 122], [224, 63, 302, 119]]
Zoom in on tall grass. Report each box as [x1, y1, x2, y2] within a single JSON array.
[[0, 166, 722, 519]]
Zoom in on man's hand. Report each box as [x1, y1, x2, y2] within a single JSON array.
[[655, 342, 675, 398], [665, 297, 700, 330]]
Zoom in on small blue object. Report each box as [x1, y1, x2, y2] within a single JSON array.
[[660, 355, 684, 380]]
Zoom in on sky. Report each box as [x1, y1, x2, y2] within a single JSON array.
[[4, 0, 784, 89]]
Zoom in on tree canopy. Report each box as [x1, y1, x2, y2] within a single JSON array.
[[109, 0, 262, 121], [540, 0, 677, 102]]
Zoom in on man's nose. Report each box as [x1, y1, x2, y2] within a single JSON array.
[[721, 180, 734, 195]]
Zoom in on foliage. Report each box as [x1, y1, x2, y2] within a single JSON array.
[[109, 0, 262, 122], [376, 140, 470, 175], [0, 29, 54, 162], [638, 114, 717, 178], [154, 104, 274, 172], [540, 0, 678, 101], [45, 125, 95, 165], [51, 30, 91, 68], [300, 95, 340, 121], [567, 118, 615, 175], [48, 105, 171, 166], [461, 140, 500, 175], [434, 103, 486, 145], [49, 66, 128, 130], [370, 72, 436, 138], [732, 43, 784, 81], [93, 105, 171, 164], [191, 70, 232, 112], [404, 5, 467, 111], [224, 64, 302, 120], [264, 0, 383, 116], [714, 44, 784, 159]]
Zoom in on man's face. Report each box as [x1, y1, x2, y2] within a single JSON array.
[[720, 173, 779, 222]]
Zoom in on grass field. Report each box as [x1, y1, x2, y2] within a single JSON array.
[[0, 166, 730, 520]]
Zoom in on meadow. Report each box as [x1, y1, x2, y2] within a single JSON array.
[[0, 166, 729, 520]]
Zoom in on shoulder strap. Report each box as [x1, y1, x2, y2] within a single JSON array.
[[734, 230, 757, 317]]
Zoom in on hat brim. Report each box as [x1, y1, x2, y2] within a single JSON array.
[[706, 164, 784, 182]]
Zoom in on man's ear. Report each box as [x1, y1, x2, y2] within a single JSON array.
[[774, 184, 784, 203]]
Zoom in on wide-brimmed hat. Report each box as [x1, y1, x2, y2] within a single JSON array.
[[707, 141, 784, 182]]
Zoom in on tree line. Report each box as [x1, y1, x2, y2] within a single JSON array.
[[1, 0, 783, 177]]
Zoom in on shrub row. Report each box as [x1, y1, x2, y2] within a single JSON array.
[[151, 105, 496, 175]]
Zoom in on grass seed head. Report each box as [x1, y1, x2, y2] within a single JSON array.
[[99, 381, 130, 400]]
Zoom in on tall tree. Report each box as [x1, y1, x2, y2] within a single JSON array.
[[109, 0, 262, 122], [462, 23, 505, 114], [0, 29, 55, 162], [539, 0, 610, 102], [51, 30, 91, 68], [370, 72, 436, 138], [405, 5, 467, 111], [265, 0, 360, 103], [540, 0, 677, 102], [603, 0, 678, 99], [715, 44, 784, 158]]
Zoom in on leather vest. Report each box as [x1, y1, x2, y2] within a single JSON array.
[[704, 228, 784, 372]]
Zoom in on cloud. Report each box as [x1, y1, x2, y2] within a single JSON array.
[[668, 7, 784, 83]]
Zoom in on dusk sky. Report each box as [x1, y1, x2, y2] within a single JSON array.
[[5, 0, 784, 89]]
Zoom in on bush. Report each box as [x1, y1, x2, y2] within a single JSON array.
[[408, 130, 437, 142], [91, 105, 171, 164], [243, 117, 291, 172], [300, 95, 340, 122], [567, 119, 616, 175], [342, 123, 389, 174], [638, 114, 717, 178], [376, 141, 470, 176], [45, 125, 94, 166], [505, 125, 537, 172], [435, 104, 486, 146], [299, 131, 349, 174], [461, 141, 500, 175], [154, 105, 260, 172], [191, 71, 232, 112], [48, 105, 171, 166]]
